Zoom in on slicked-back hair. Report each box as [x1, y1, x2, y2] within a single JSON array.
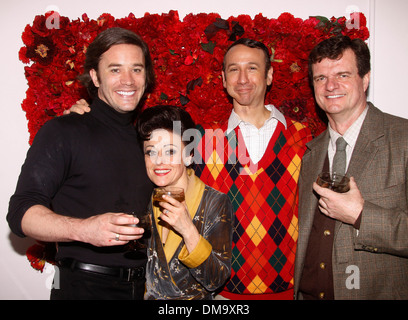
[[78, 27, 155, 98]]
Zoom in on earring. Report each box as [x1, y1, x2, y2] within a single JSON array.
[[184, 156, 193, 166]]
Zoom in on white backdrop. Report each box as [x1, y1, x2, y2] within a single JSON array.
[[1, 0, 407, 299]]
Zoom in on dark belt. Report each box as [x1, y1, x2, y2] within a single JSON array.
[[59, 259, 145, 281]]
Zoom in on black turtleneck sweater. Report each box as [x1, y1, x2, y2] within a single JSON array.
[[8, 98, 153, 267]]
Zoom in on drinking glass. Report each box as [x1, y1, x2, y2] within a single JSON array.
[[152, 187, 185, 203], [316, 172, 350, 193], [126, 210, 152, 251]]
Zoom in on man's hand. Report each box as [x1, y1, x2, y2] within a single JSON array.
[[76, 212, 145, 247], [63, 99, 91, 115], [22, 205, 144, 247], [313, 177, 364, 226]]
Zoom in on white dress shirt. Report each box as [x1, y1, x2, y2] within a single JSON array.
[[328, 105, 369, 173], [227, 105, 287, 164]]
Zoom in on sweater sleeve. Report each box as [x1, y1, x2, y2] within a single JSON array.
[[7, 120, 69, 237]]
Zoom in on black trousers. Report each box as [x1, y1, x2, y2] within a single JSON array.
[[50, 265, 145, 300]]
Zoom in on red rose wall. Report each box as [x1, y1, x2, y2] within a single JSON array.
[[21, 9, 370, 272], [3, 0, 408, 300], [20, 11, 369, 146]]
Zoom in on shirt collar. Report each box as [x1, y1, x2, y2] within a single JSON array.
[[227, 104, 287, 134], [329, 104, 369, 150]]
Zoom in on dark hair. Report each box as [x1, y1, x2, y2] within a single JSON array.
[[137, 105, 197, 154], [223, 38, 272, 78], [78, 27, 155, 97], [308, 35, 371, 83]]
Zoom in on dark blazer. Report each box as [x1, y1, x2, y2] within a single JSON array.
[[294, 103, 408, 299]]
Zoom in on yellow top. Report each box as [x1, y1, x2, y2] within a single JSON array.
[[152, 169, 212, 268]]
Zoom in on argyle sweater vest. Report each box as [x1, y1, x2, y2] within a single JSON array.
[[194, 119, 312, 295]]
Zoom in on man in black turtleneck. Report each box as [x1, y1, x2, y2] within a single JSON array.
[[7, 28, 155, 300]]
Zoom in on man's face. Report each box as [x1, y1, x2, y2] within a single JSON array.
[[311, 48, 370, 122], [222, 44, 273, 109], [90, 44, 146, 113]]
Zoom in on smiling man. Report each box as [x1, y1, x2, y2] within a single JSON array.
[[311, 45, 370, 135], [7, 28, 155, 300], [89, 43, 147, 114], [295, 35, 408, 300], [222, 42, 273, 129], [194, 38, 312, 300]]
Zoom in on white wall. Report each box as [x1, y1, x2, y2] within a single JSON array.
[[1, 0, 406, 299]]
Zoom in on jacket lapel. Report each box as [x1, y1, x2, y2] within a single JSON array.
[[346, 103, 385, 182], [334, 103, 385, 235], [297, 130, 330, 263]]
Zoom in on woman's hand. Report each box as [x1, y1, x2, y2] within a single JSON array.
[[159, 195, 200, 252]]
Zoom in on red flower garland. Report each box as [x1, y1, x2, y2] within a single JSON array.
[[19, 11, 369, 271]]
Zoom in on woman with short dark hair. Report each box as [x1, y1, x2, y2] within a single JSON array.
[[138, 105, 233, 300]]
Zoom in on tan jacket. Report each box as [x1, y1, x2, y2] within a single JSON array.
[[295, 103, 408, 299]]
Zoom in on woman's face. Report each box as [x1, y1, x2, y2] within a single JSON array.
[[143, 129, 190, 188]]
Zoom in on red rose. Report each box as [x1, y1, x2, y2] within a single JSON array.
[[31, 15, 50, 37]]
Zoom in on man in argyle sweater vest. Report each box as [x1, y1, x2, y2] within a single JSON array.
[[193, 38, 313, 299], [194, 117, 311, 299]]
